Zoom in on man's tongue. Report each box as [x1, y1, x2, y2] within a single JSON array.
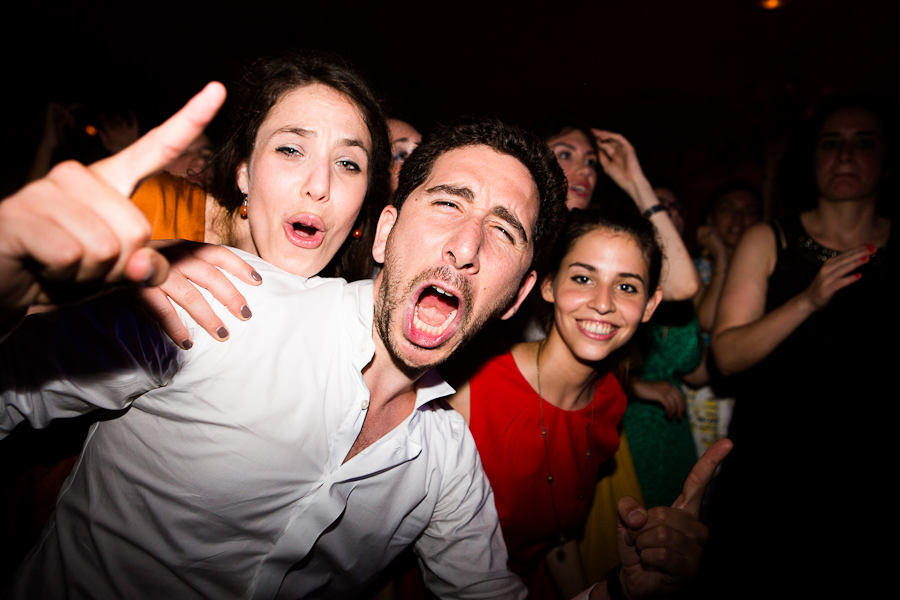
[[414, 288, 458, 335]]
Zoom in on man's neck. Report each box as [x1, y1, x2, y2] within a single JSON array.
[[344, 333, 425, 464], [344, 276, 429, 463]]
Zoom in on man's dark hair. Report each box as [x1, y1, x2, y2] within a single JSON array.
[[392, 117, 568, 269], [205, 50, 391, 281]]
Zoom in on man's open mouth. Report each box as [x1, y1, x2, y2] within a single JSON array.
[[406, 283, 462, 348]]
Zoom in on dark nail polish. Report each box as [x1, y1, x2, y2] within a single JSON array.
[[181, 339, 193, 350], [217, 326, 229, 339], [250, 270, 262, 282], [240, 305, 252, 319]]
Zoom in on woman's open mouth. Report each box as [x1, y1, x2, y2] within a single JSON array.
[[284, 214, 326, 249]]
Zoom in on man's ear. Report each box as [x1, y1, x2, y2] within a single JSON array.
[[499, 270, 538, 321], [372, 205, 398, 264], [236, 162, 249, 194], [642, 286, 664, 322]]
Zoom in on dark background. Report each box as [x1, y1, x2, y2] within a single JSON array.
[[4, 0, 897, 233]]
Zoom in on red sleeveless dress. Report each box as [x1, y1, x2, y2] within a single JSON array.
[[469, 352, 626, 598]]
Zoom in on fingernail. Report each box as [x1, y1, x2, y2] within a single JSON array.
[[141, 266, 156, 286], [240, 305, 252, 319], [250, 270, 262, 282], [861, 255, 870, 263], [216, 326, 229, 339], [627, 509, 643, 525], [181, 339, 193, 350], [866, 243, 876, 253]]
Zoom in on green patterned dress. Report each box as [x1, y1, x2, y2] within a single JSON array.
[[623, 308, 701, 508]]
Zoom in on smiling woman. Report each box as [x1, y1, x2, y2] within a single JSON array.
[[448, 206, 663, 599]]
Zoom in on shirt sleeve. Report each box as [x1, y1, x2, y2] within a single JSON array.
[[0, 299, 184, 437], [413, 418, 527, 600]]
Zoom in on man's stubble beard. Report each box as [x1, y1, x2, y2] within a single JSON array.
[[374, 233, 520, 371]]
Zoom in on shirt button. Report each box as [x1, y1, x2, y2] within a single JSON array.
[[359, 341, 368, 353], [361, 399, 369, 410]]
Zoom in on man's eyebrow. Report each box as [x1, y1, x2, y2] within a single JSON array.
[[491, 205, 528, 244], [424, 184, 475, 201], [272, 127, 370, 158], [424, 184, 529, 244]]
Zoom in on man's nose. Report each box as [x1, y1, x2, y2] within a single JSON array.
[[442, 218, 483, 273]]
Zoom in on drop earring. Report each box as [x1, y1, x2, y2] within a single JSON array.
[[352, 228, 363, 239], [240, 194, 248, 219]]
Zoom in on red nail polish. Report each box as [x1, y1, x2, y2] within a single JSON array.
[[866, 243, 876, 253], [861, 255, 870, 263]]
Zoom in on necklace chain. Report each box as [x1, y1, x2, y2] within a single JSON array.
[[535, 339, 595, 550]]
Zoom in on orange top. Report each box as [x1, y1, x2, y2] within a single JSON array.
[[132, 172, 208, 242]]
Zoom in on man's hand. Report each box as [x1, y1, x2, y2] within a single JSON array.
[[615, 438, 733, 599], [0, 82, 226, 315]]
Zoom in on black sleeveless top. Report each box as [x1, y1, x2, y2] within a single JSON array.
[[727, 214, 896, 475]]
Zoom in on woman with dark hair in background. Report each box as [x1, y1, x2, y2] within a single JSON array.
[[534, 118, 699, 301], [701, 97, 895, 597]]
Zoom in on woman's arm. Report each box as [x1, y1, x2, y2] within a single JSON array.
[[692, 226, 730, 333], [710, 223, 872, 375], [545, 539, 589, 599], [628, 378, 686, 420], [592, 130, 699, 301]]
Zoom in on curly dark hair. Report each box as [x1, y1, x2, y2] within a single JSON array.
[[205, 50, 390, 281], [392, 117, 568, 270]]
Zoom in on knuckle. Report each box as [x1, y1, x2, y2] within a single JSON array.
[[647, 506, 668, 525], [180, 287, 206, 308]]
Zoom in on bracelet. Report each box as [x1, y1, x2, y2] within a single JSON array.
[[642, 204, 669, 219], [606, 563, 627, 600]]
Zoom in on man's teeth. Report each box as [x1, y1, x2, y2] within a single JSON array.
[[414, 305, 458, 336], [580, 321, 614, 335], [431, 285, 453, 297]]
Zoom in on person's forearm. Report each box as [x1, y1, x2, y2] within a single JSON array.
[[694, 254, 729, 332], [681, 349, 710, 388], [711, 292, 816, 375], [26, 139, 56, 183], [625, 177, 698, 301]]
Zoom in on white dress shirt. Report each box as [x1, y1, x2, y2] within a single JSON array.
[[0, 250, 525, 600]]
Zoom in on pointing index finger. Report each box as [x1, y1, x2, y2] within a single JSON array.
[[91, 82, 226, 197], [671, 438, 733, 514]]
